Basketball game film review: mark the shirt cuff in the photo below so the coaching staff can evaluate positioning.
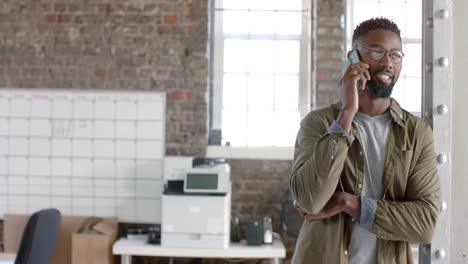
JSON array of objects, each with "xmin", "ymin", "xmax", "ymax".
[
  {"xmin": 359, "ymin": 195, "xmax": 377, "ymax": 230},
  {"xmin": 329, "ymin": 121, "xmax": 355, "ymax": 142}
]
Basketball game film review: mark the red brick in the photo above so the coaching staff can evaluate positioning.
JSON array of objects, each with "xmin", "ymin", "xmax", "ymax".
[
  {"xmin": 6, "ymin": 68, "xmax": 21, "ymax": 78},
  {"xmin": 94, "ymin": 68, "xmax": 106, "ymax": 79},
  {"xmin": 169, "ymin": 90, "xmax": 193, "ymax": 102},
  {"xmin": 140, "ymin": 25, "xmax": 154, "ymax": 35},
  {"xmin": 199, "ymin": 0, "xmax": 208, "ymax": 9},
  {"xmin": 68, "ymin": 3, "xmax": 80, "ymax": 12},
  {"xmin": 157, "ymin": 25, "xmax": 171, "ymax": 35},
  {"xmin": 136, "ymin": 16, "xmax": 151, "ymax": 24},
  {"xmin": 244, "ymin": 181, "xmax": 260, "ymax": 191},
  {"xmin": 97, "ymin": 4, "xmax": 111, "ymax": 15},
  {"xmin": 45, "ymin": 14, "xmax": 58, "ymax": 23},
  {"xmin": 58, "ymin": 15, "xmax": 71, "ymax": 23},
  {"xmin": 163, "ymin": 14, "xmax": 179, "ymax": 25},
  {"xmin": 0, "ymin": 57, "xmax": 12, "ymax": 67},
  {"xmin": 186, "ymin": 24, "xmax": 192, "ymax": 35},
  {"xmin": 45, "ymin": 14, "xmax": 71, "ymax": 24},
  {"xmin": 185, "ymin": 3, "xmax": 193, "ymax": 17},
  {"xmin": 54, "ymin": 3, "xmax": 67, "ymax": 12},
  {"xmin": 316, "ymin": 70, "xmax": 329, "ymax": 81}
]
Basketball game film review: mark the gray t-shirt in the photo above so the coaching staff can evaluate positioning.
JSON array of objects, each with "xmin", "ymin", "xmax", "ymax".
[{"xmin": 348, "ymin": 111, "xmax": 393, "ymax": 264}]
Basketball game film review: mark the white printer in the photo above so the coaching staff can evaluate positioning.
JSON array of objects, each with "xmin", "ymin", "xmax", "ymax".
[{"xmin": 161, "ymin": 158, "xmax": 231, "ymax": 249}]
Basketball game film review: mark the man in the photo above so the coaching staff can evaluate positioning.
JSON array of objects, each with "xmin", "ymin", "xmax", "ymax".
[{"xmin": 289, "ymin": 18, "xmax": 441, "ymax": 264}]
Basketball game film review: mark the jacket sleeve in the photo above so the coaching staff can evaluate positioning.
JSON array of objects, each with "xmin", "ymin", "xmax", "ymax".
[
  {"xmin": 371, "ymin": 124, "xmax": 441, "ymax": 243},
  {"xmin": 289, "ymin": 114, "xmax": 354, "ymax": 215}
]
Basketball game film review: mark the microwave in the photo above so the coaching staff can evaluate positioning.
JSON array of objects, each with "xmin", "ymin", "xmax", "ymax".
[{"xmin": 183, "ymin": 163, "xmax": 231, "ymax": 194}]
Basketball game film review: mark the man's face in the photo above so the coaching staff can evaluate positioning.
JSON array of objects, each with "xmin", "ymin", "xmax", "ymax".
[{"xmin": 356, "ymin": 29, "xmax": 403, "ymax": 98}]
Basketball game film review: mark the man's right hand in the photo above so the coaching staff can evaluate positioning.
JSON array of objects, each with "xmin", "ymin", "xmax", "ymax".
[{"xmin": 337, "ymin": 62, "xmax": 370, "ymax": 132}]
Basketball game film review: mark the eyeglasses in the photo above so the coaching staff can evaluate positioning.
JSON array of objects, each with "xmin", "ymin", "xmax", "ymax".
[{"xmin": 359, "ymin": 46, "xmax": 405, "ymax": 64}]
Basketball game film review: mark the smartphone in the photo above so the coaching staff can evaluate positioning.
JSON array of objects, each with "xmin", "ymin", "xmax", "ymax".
[{"xmin": 342, "ymin": 49, "xmax": 365, "ymax": 91}]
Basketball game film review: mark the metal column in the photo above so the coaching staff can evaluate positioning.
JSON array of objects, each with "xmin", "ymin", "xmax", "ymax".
[{"xmin": 421, "ymin": 0, "xmax": 453, "ymax": 263}]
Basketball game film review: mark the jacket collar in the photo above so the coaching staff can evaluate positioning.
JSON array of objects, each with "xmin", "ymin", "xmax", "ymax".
[
  {"xmin": 331, "ymin": 98, "xmax": 406, "ymax": 128},
  {"xmin": 388, "ymin": 98, "xmax": 406, "ymax": 128}
]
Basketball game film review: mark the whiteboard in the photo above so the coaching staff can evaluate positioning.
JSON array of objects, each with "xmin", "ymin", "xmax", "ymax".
[{"xmin": 0, "ymin": 89, "xmax": 165, "ymax": 223}]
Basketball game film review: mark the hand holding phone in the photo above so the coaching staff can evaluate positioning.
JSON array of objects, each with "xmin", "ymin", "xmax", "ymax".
[
  {"xmin": 342, "ymin": 49, "xmax": 368, "ymax": 92},
  {"xmin": 337, "ymin": 50, "xmax": 371, "ymax": 131}
]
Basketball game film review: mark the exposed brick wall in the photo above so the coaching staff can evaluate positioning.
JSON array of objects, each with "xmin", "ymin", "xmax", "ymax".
[
  {"xmin": 230, "ymin": 159, "xmax": 291, "ymax": 230},
  {"xmin": 0, "ymin": 0, "xmax": 344, "ymax": 263},
  {"xmin": 0, "ymin": 0, "xmax": 208, "ymax": 156},
  {"xmin": 229, "ymin": 159, "xmax": 297, "ymax": 263},
  {"xmin": 315, "ymin": 0, "xmax": 345, "ymax": 108}
]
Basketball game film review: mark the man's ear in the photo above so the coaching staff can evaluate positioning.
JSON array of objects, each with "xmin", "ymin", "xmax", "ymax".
[{"xmin": 346, "ymin": 50, "xmax": 353, "ymax": 59}]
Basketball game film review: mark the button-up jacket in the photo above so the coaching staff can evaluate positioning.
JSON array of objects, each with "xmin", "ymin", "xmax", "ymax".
[{"xmin": 290, "ymin": 99, "xmax": 441, "ymax": 264}]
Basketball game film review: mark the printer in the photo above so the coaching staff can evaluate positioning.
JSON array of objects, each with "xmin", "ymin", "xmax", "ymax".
[{"xmin": 161, "ymin": 158, "xmax": 231, "ymax": 249}]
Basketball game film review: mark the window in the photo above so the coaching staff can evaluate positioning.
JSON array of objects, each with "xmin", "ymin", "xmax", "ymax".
[
  {"xmin": 345, "ymin": 0, "xmax": 422, "ymax": 115},
  {"xmin": 210, "ymin": 0, "xmax": 311, "ymax": 150}
]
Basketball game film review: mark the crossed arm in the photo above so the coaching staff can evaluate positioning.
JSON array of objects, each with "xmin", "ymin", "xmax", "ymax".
[
  {"xmin": 293, "ymin": 192, "xmax": 360, "ymax": 222},
  {"xmin": 290, "ymin": 117, "xmax": 440, "ymax": 243}
]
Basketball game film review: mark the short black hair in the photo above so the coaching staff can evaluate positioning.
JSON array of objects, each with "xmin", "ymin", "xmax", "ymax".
[{"xmin": 352, "ymin": 17, "xmax": 401, "ymax": 47}]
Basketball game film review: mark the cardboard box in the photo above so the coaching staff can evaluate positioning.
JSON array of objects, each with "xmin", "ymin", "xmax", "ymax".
[
  {"xmin": 71, "ymin": 218, "xmax": 118, "ymax": 264},
  {"xmin": 4, "ymin": 214, "xmax": 117, "ymax": 264}
]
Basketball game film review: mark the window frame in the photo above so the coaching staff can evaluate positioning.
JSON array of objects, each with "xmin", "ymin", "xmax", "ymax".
[{"xmin": 208, "ymin": 0, "xmax": 312, "ymax": 160}]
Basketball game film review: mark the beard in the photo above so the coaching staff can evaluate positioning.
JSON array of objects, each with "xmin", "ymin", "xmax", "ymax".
[{"xmin": 365, "ymin": 70, "xmax": 397, "ymax": 98}]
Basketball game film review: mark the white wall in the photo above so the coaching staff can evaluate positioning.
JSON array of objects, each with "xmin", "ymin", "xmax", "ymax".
[{"xmin": 451, "ymin": 0, "xmax": 468, "ymax": 261}]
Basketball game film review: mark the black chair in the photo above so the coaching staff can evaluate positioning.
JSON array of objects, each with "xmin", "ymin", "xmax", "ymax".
[{"xmin": 14, "ymin": 208, "xmax": 61, "ymax": 264}]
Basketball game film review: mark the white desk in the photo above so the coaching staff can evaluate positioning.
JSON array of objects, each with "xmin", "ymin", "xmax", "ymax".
[{"xmin": 113, "ymin": 238, "xmax": 286, "ymax": 264}]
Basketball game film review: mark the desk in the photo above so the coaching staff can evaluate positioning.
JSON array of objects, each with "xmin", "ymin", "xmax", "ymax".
[
  {"xmin": 113, "ymin": 238, "xmax": 286, "ymax": 264},
  {"xmin": 0, "ymin": 253, "xmax": 15, "ymax": 264}
]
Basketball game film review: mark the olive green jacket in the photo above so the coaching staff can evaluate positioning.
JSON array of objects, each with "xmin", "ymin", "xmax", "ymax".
[{"xmin": 290, "ymin": 99, "xmax": 441, "ymax": 264}]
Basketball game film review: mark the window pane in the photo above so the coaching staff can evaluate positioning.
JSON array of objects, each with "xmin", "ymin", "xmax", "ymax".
[
  {"xmin": 224, "ymin": 39, "xmax": 248, "ymax": 73},
  {"xmin": 246, "ymin": 111, "xmax": 273, "ymax": 146},
  {"xmin": 392, "ymin": 78, "xmax": 406, "ymax": 107},
  {"xmin": 404, "ymin": 43, "xmax": 421, "ymax": 77},
  {"xmin": 404, "ymin": 77, "xmax": 421, "ymax": 113},
  {"xmin": 380, "ymin": 3, "xmax": 406, "ymax": 37},
  {"xmin": 249, "ymin": 11, "xmax": 276, "ymax": 34},
  {"xmin": 223, "ymin": 11, "xmax": 250, "ymax": 34},
  {"xmin": 271, "ymin": 111, "xmax": 300, "ymax": 146},
  {"xmin": 248, "ymin": 40, "xmax": 275, "ymax": 73},
  {"xmin": 406, "ymin": 2, "xmax": 422, "ymax": 39},
  {"xmin": 223, "ymin": 0, "xmax": 250, "ymax": 10},
  {"xmin": 247, "ymin": 74, "xmax": 274, "ymax": 110},
  {"xmin": 249, "ymin": 0, "xmax": 277, "ymax": 11},
  {"xmin": 224, "ymin": 0, "xmax": 302, "ymax": 11},
  {"xmin": 222, "ymin": 110, "xmax": 247, "ymax": 146},
  {"xmin": 223, "ymin": 74, "xmax": 247, "ymax": 109},
  {"xmin": 275, "ymin": 12, "xmax": 302, "ymax": 35},
  {"xmin": 213, "ymin": 0, "xmax": 309, "ymax": 147},
  {"xmin": 353, "ymin": 1, "xmax": 379, "ymax": 26},
  {"xmin": 378, "ymin": 0, "xmax": 405, "ymax": 3},
  {"xmin": 276, "ymin": 0, "xmax": 302, "ymax": 11},
  {"xmin": 275, "ymin": 40, "xmax": 300, "ymax": 74},
  {"xmin": 274, "ymin": 75, "xmax": 299, "ymax": 111}
]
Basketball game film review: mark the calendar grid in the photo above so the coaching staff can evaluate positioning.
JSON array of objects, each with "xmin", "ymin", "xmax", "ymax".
[{"xmin": 0, "ymin": 89, "xmax": 165, "ymax": 223}]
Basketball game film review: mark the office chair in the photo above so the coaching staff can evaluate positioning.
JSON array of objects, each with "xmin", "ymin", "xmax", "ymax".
[{"xmin": 14, "ymin": 208, "xmax": 61, "ymax": 264}]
